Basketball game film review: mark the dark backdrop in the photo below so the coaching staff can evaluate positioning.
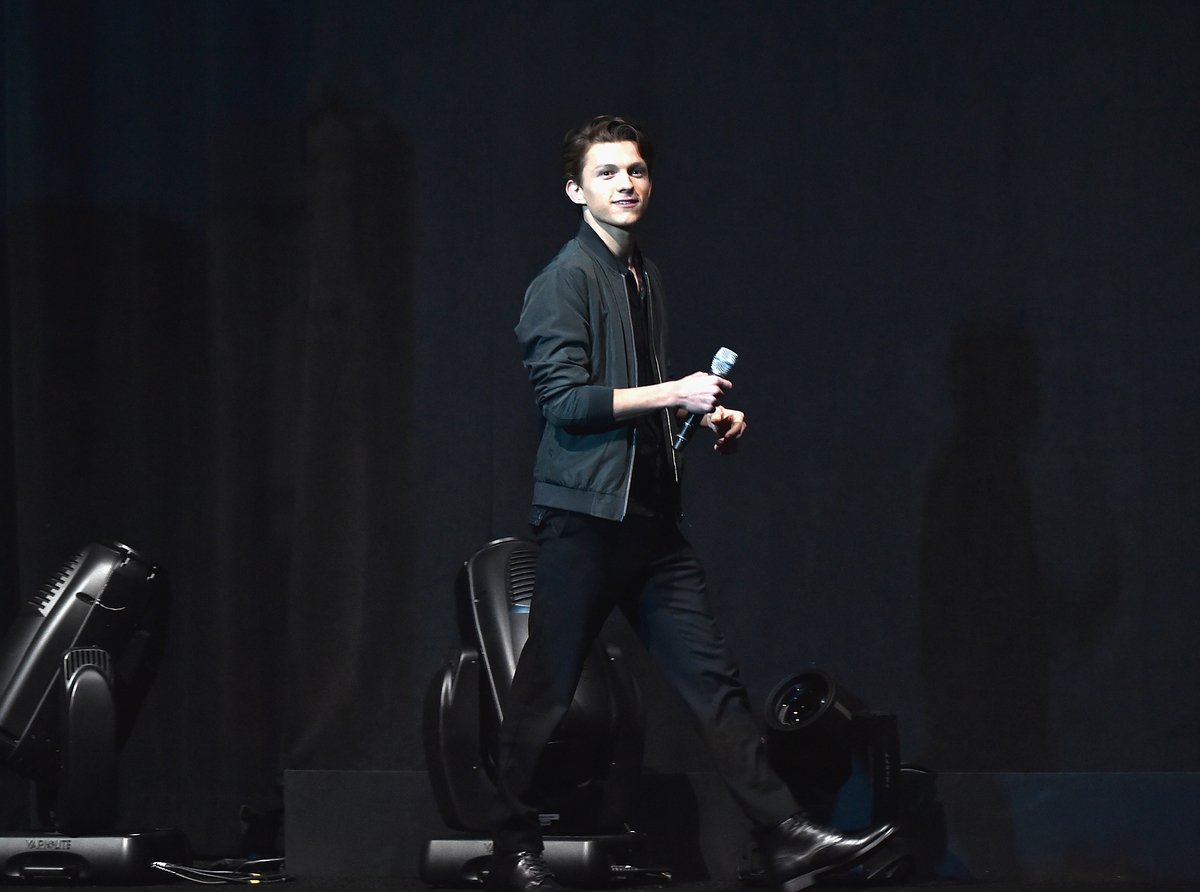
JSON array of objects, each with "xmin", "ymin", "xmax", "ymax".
[{"xmin": 2, "ymin": 0, "xmax": 1197, "ymax": 857}]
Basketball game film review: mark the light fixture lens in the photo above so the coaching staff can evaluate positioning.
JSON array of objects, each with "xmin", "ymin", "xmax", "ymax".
[{"xmin": 774, "ymin": 675, "xmax": 831, "ymax": 727}]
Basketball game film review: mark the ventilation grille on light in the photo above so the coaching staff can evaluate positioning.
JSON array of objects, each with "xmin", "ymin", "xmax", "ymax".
[
  {"xmin": 30, "ymin": 550, "xmax": 86, "ymax": 614},
  {"xmin": 506, "ymin": 547, "xmax": 537, "ymax": 612},
  {"xmin": 62, "ymin": 648, "xmax": 113, "ymax": 684}
]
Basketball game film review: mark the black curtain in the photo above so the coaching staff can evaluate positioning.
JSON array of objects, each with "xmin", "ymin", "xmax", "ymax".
[{"xmin": 3, "ymin": 0, "xmax": 1197, "ymax": 856}]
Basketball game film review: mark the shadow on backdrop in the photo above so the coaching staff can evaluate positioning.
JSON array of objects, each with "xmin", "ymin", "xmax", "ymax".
[
  {"xmin": 918, "ymin": 314, "xmax": 1121, "ymax": 776},
  {"xmin": 918, "ymin": 318, "xmax": 1049, "ymax": 772}
]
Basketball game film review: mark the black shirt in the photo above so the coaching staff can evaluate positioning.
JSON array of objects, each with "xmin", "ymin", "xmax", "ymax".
[{"xmin": 624, "ymin": 251, "xmax": 678, "ymax": 519}]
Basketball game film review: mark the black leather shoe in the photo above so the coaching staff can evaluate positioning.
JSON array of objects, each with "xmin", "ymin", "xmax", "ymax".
[
  {"xmin": 485, "ymin": 850, "xmax": 563, "ymax": 892},
  {"xmin": 759, "ymin": 815, "xmax": 896, "ymax": 892}
]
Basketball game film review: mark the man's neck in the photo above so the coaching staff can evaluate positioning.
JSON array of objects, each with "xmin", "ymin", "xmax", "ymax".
[{"xmin": 582, "ymin": 210, "xmax": 635, "ymax": 262}]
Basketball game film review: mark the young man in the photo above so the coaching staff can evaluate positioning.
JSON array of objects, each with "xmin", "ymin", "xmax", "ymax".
[{"xmin": 488, "ymin": 115, "xmax": 894, "ymax": 892}]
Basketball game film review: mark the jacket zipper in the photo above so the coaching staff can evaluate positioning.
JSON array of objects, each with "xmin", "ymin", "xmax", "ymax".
[
  {"xmin": 618, "ymin": 269, "xmax": 637, "ymax": 520},
  {"xmin": 645, "ymin": 271, "xmax": 680, "ymax": 486}
]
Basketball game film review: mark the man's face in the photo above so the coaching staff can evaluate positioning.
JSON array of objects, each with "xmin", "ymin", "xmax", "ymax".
[{"xmin": 565, "ymin": 140, "xmax": 652, "ymax": 231}]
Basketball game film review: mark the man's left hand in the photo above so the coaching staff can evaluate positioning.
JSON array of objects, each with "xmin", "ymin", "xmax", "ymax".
[{"xmin": 706, "ymin": 406, "xmax": 746, "ymax": 454}]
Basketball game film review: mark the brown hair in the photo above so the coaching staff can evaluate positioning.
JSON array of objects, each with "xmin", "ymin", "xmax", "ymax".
[{"xmin": 561, "ymin": 114, "xmax": 654, "ymax": 184}]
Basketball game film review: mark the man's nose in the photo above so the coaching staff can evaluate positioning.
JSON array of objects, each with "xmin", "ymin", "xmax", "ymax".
[{"xmin": 615, "ymin": 170, "xmax": 633, "ymax": 189}]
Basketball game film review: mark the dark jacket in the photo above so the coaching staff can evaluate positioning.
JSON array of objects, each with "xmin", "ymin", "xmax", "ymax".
[{"xmin": 515, "ymin": 221, "xmax": 679, "ymax": 521}]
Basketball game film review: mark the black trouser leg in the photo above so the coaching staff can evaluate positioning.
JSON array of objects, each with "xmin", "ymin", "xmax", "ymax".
[
  {"xmin": 491, "ymin": 511, "xmax": 797, "ymax": 853},
  {"xmin": 490, "ymin": 510, "xmax": 619, "ymax": 853},
  {"xmin": 624, "ymin": 521, "xmax": 798, "ymax": 830}
]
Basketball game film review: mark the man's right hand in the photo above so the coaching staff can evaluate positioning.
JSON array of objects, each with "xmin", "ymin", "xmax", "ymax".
[{"xmin": 674, "ymin": 370, "xmax": 731, "ymax": 415}]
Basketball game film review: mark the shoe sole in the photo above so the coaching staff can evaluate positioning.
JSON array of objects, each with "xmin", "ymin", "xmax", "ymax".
[{"xmin": 777, "ymin": 827, "xmax": 896, "ymax": 892}]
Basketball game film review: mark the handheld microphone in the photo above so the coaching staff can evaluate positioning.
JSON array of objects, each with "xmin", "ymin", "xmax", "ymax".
[{"xmin": 671, "ymin": 347, "xmax": 738, "ymax": 451}]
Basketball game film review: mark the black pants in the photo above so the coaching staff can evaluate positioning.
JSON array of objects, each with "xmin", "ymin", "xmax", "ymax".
[{"xmin": 491, "ymin": 508, "xmax": 797, "ymax": 853}]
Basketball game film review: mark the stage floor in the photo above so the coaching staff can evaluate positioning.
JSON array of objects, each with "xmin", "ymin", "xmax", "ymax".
[{"xmin": 4, "ymin": 880, "xmax": 1196, "ymax": 891}]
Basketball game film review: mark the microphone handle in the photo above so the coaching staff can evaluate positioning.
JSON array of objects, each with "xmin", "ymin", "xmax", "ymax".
[
  {"xmin": 671, "ymin": 347, "xmax": 737, "ymax": 452},
  {"xmin": 672, "ymin": 412, "xmax": 704, "ymax": 451}
]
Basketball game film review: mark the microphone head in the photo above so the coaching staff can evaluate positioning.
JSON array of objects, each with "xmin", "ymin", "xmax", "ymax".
[{"xmin": 710, "ymin": 347, "xmax": 738, "ymax": 377}]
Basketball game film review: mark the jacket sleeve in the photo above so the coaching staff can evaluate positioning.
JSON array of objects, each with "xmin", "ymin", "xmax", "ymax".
[{"xmin": 515, "ymin": 264, "xmax": 617, "ymax": 433}]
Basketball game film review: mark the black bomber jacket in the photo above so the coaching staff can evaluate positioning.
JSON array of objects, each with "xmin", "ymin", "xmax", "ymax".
[{"xmin": 514, "ymin": 221, "xmax": 680, "ymax": 521}]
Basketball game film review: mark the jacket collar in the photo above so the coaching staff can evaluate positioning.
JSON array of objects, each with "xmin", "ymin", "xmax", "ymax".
[{"xmin": 576, "ymin": 219, "xmax": 641, "ymax": 277}]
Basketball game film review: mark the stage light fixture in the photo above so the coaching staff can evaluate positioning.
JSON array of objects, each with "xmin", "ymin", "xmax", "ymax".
[
  {"xmin": 421, "ymin": 537, "xmax": 648, "ymax": 886},
  {"xmin": 761, "ymin": 669, "xmax": 911, "ymax": 882},
  {"xmin": 0, "ymin": 541, "xmax": 189, "ymax": 881},
  {"xmin": 764, "ymin": 670, "xmax": 898, "ymax": 824},
  {"xmin": 766, "ymin": 669, "xmax": 864, "ymax": 743}
]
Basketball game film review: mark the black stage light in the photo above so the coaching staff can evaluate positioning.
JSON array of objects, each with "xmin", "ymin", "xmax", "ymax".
[
  {"xmin": 0, "ymin": 542, "xmax": 189, "ymax": 882},
  {"xmin": 762, "ymin": 669, "xmax": 911, "ymax": 882},
  {"xmin": 765, "ymin": 670, "xmax": 872, "ymax": 823},
  {"xmin": 767, "ymin": 669, "xmax": 863, "ymax": 743},
  {"xmin": 421, "ymin": 538, "xmax": 648, "ymax": 886},
  {"xmin": 764, "ymin": 669, "xmax": 897, "ymax": 818}
]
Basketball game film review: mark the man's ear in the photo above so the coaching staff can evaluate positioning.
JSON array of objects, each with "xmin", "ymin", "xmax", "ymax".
[{"xmin": 565, "ymin": 179, "xmax": 586, "ymax": 205}]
